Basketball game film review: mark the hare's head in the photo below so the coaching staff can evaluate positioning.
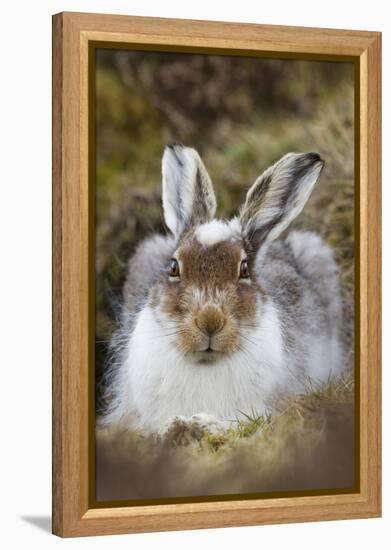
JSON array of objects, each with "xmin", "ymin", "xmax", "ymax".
[{"xmin": 150, "ymin": 144, "xmax": 324, "ymax": 364}]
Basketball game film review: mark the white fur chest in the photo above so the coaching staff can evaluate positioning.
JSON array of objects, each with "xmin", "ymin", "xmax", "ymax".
[{"xmin": 118, "ymin": 302, "xmax": 288, "ymax": 433}]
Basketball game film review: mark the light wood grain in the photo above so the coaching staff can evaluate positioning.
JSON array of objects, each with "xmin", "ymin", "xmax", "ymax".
[
  {"xmin": 52, "ymin": 12, "xmax": 63, "ymax": 537},
  {"xmin": 364, "ymin": 33, "xmax": 382, "ymax": 513},
  {"xmin": 67, "ymin": 11, "xmax": 379, "ymax": 56},
  {"xmin": 52, "ymin": 11, "xmax": 382, "ymax": 537}
]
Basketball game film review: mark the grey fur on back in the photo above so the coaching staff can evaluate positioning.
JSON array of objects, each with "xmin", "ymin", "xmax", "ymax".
[
  {"xmin": 259, "ymin": 230, "xmax": 342, "ymax": 381},
  {"xmin": 122, "ymin": 234, "xmax": 176, "ymax": 327}
]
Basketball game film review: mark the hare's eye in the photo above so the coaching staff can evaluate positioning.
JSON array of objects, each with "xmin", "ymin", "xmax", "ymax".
[
  {"xmin": 239, "ymin": 259, "xmax": 250, "ymax": 279},
  {"xmin": 169, "ymin": 259, "xmax": 180, "ymax": 278}
]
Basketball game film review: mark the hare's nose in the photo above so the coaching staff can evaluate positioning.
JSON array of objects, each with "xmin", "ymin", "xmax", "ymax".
[{"xmin": 195, "ymin": 306, "xmax": 225, "ymax": 336}]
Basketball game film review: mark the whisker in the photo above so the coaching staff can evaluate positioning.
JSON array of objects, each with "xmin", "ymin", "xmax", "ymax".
[{"xmin": 240, "ymin": 333, "xmax": 259, "ymax": 347}]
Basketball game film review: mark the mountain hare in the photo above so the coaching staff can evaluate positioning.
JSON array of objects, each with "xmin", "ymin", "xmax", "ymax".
[{"xmin": 102, "ymin": 144, "xmax": 342, "ymax": 435}]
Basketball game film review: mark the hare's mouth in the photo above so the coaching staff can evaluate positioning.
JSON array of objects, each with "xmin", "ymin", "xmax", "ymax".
[{"xmin": 192, "ymin": 347, "xmax": 224, "ymax": 365}]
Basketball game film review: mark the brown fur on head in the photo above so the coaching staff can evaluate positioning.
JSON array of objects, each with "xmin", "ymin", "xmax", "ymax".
[
  {"xmin": 153, "ymin": 233, "xmax": 260, "ymax": 362},
  {"xmin": 156, "ymin": 144, "xmax": 324, "ymax": 363}
]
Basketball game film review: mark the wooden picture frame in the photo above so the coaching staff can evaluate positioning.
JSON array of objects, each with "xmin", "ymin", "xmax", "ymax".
[{"xmin": 52, "ymin": 11, "xmax": 381, "ymax": 537}]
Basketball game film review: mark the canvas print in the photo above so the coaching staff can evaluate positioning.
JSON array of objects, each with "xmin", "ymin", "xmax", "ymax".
[{"xmin": 94, "ymin": 49, "xmax": 356, "ymax": 503}]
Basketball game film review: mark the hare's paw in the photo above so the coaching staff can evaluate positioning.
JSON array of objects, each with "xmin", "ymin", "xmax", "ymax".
[
  {"xmin": 159, "ymin": 415, "xmax": 204, "ymax": 446},
  {"xmin": 159, "ymin": 414, "xmax": 231, "ymax": 446},
  {"xmin": 189, "ymin": 413, "xmax": 232, "ymax": 434}
]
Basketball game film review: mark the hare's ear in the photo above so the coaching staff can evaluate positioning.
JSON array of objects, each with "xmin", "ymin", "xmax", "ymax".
[
  {"xmin": 239, "ymin": 152, "xmax": 324, "ymax": 247},
  {"xmin": 162, "ymin": 144, "xmax": 217, "ymax": 238}
]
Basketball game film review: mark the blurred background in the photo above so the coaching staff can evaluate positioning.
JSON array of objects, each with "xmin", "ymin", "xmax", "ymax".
[{"xmin": 95, "ymin": 49, "xmax": 355, "ymax": 404}]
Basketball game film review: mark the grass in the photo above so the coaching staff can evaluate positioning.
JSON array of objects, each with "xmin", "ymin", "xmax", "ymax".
[{"xmin": 184, "ymin": 371, "xmax": 354, "ymax": 452}]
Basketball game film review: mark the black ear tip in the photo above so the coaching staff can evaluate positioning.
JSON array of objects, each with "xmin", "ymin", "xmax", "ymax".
[
  {"xmin": 166, "ymin": 142, "xmax": 184, "ymax": 150},
  {"xmin": 307, "ymin": 152, "xmax": 324, "ymax": 164}
]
